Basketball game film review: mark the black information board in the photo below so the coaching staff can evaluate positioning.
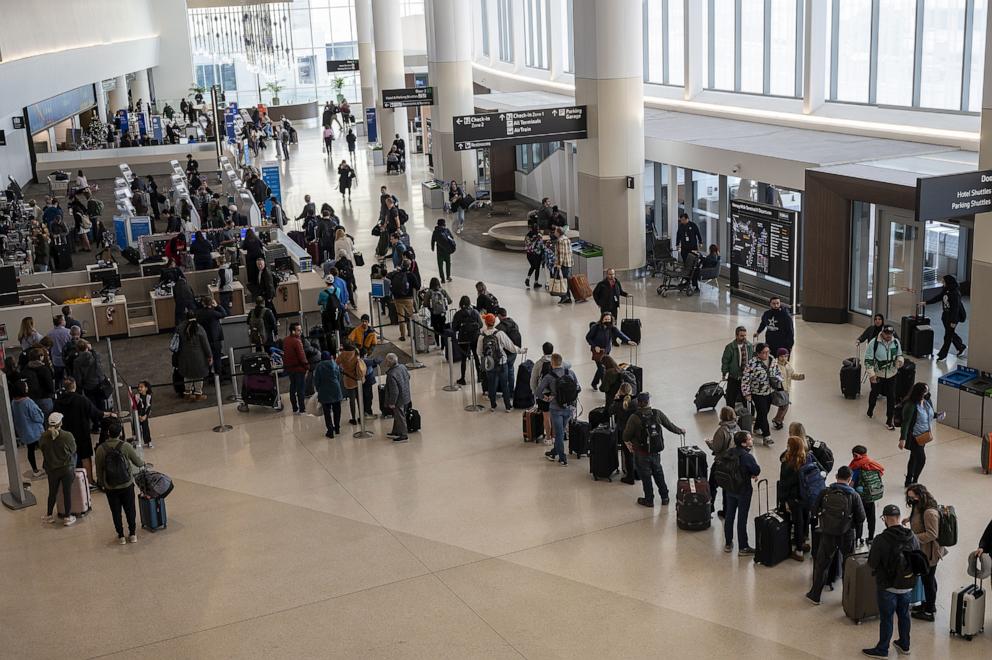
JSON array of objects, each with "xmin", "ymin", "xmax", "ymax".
[
  {"xmin": 452, "ymin": 106, "xmax": 588, "ymax": 151},
  {"xmin": 381, "ymin": 87, "xmax": 434, "ymax": 108},
  {"xmin": 916, "ymin": 170, "xmax": 992, "ymax": 222},
  {"xmin": 326, "ymin": 59, "xmax": 359, "ymax": 73},
  {"xmin": 729, "ymin": 199, "xmax": 796, "ymax": 283}
]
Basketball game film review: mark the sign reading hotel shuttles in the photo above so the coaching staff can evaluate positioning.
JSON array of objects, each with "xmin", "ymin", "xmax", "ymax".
[
  {"xmin": 381, "ymin": 87, "xmax": 434, "ymax": 108},
  {"xmin": 326, "ymin": 59, "xmax": 359, "ymax": 73},
  {"xmin": 916, "ymin": 170, "xmax": 992, "ymax": 222},
  {"xmin": 452, "ymin": 106, "xmax": 588, "ymax": 151}
]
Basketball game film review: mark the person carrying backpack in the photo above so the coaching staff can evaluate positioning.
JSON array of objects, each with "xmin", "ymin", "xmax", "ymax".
[
  {"xmin": 805, "ymin": 466, "xmax": 866, "ymax": 605},
  {"xmin": 247, "ymin": 297, "xmax": 277, "ymax": 350},
  {"xmin": 452, "ymin": 296, "xmax": 483, "ymax": 386},
  {"xmin": 715, "ymin": 431, "xmax": 761, "ymax": 555},
  {"xmin": 850, "ymin": 445, "xmax": 885, "ymax": 546},
  {"xmin": 430, "ymin": 218, "xmax": 456, "ymax": 282},
  {"xmin": 95, "ymin": 421, "xmax": 145, "ymax": 544},
  {"xmin": 426, "ymin": 278, "xmax": 452, "ymax": 348},
  {"xmin": 476, "ymin": 314, "xmax": 527, "ymax": 412},
  {"xmin": 388, "ymin": 261, "xmax": 416, "ymax": 343},
  {"xmin": 530, "ymin": 342, "xmax": 556, "ymax": 442},
  {"xmin": 779, "ymin": 435, "xmax": 818, "ymax": 562},
  {"xmin": 496, "ymin": 308, "xmax": 523, "ymax": 395},
  {"xmin": 534, "ymin": 353, "xmax": 580, "ymax": 466},
  {"xmin": 862, "ymin": 504, "xmax": 923, "ymax": 658},
  {"xmin": 903, "ymin": 484, "xmax": 948, "ymax": 622},
  {"xmin": 622, "ymin": 392, "xmax": 685, "ymax": 508},
  {"xmin": 586, "ymin": 312, "xmax": 635, "ymax": 391}
]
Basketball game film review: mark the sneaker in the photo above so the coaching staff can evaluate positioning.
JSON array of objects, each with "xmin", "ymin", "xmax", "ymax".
[
  {"xmin": 42, "ymin": 514, "xmax": 55, "ymax": 524},
  {"xmin": 893, "ymin": 641, "xmax": 910, "ymax": 655},
  {"xmin": 866, "ymin": 410, "xmax": 874, "ymax": 418},
  {"xmin": 660, "ymin": 498, "xmax": 670, "ymax": 506},
  {"xmin": 63, "ymin": 515, "xmax": 77, "ymax": 527},
  {"xmin": 456, "ymin": 379, "xmax": 466, "ymax": 386},
  {"xmin": 392, "ymin": 436, "xmax": 409, "ymax": 443},
  {"xmin": 910, "ymin": 611, "xmax": 934, "ymax": 622},
  {"xmin": 386, "ymin": 433, "xmax": 402, "ymax": 439},
  {"xmin": 505, "ymin": 406, "xmax": 512, "ymax": 413},
  {"xmin": 886, "ymin": 423, "xmax": 896, "ymax": 431},
  {"xmin": 447, "ymin": 278, "xmax": 453, "ymax": 283},
  {"xmin": 534, "ymin": 282, "xmax": 542, "ymax": 289},
  {"xmin": 738, "ymin": 547, "xmax": 755, "ymax": 556},
  {"xmin": 545, "ymin": 451, "xmax": 556, "ymax": 461},
  {"xmin": 558, "ymin": 460, "xmax": 567, "ymax": 467},
  {"xmin": 772, "ymin": 421, "xmax": 784, "ymax": 430},
  {"xmin": 620, "ymin": 477, "xmax": 636, "ymax": 485},
  {"xmin": 118, "ymin": 536, "xmax": 127, "ymax": 545},
  {"xmin": 637, "ymin": 497, "xmax": 654, "ymax": 508},
  {"xmin": 325, "ymin": 432, "xmax": 335, "ymax": 439},
  {"xmin": 31, "ymin": 469, "xmax": 46, "ymax": 479},
  {"xmin": 723, "ymin": 544, "xmax": 733, "ymax": 553},
  {"xmin": 348, "ymin": 418, "xmax": 358, "ymax": 425},
  {"xmin": 804, "ymin": 592, "xmax": 820, "ymax": 605},
  {"xmin": 763, "ymin": 438, "xmax": 775, "ymax": 446},
  {"xmin": 861, "ymin": 648, "xmax": 888, "ymax": 658},
  {"xmin": 128, "ymin": 535, "xmax": 138, "ymax": 543},
  {"xmin": 144, "ymin": 442, "xmax": 154, "ymax": 449},
  {"xmin": 791, "ymin": 551, "xmax": 805, "ymax": 562},
  {"xmin": 957, "ymin": 345, "xmax": 967, "ymax": 357},
  {"xmin": 524, "ymin": 278, "xmax": 530, "ymax": 287}
]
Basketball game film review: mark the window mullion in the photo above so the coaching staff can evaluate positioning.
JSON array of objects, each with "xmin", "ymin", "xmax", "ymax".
[
  {"xmin": 868, "ymin": 0, "xmax": 879, "ymax": 105},
  {"xmin": 734, "ymin": 0, "xmax": 743, "ymax": 91},
  {"xmin": 829, "ymin": 0, "xmax": 839, "ymax": 99},
  {"xmin": 795, "ymin": 0, "xmax": 804, "ymax": 97},
  {"xmin": 763, "ymin": 0, "xmax": 772, "ymax": 95},
  {"xmin": 708, "ymin": 0, "xmax": 716, "ymax": 88},
  {"xmin": 662, "ymin": 0, "xmax": 671, "ymax": 85},
  {"xmin": 961, "ymin": 0, "xmax": 975, "ymax": 111},
  {"xmin": 911, "ymin": 0, "xmax": 924, "ymax": 107}
]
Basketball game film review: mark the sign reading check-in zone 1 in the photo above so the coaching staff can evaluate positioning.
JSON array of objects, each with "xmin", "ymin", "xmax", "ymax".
[
  {"xmin": 452, "ymin": 106, "xmax": 588, "ymax": 151},
  {"xmin": 916, "ymin": 169, "xmax": 992, "ymax": 222}
]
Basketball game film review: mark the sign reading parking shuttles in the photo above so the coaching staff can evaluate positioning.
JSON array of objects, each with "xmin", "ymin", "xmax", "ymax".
[
  {"xmin": 916, "ymin": 170, "xmax": 992, "ymax": 222},
  {"xmin": 381, "ymin": 87, "xmax": 434, "ymax": 108},
  {"xmin": 452, "ymin": 106, "xmax": 588, "ymax": 151}
]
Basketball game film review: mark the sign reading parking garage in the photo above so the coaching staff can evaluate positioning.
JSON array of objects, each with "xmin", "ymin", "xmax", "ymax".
[
  {"xmin": 452, "ymin": 106, "xmax": 588, "ymax": 151},
  {"xmin": 916, "ymin": 170, "xmax": 992, "ymax": 222},
  {"xmin": 381, "ymin": 87, "xmax": 434, "ymax": 108},
  {"xmin": 326, "ymin": 59, "xmax": 359, "ymax": 73},
  {"xmin": 730, "ymin": 200, "xmax": 796, "ymax": 283}
]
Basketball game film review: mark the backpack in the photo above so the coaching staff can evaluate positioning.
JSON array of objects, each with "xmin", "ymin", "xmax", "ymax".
[
  {"xmin": 389, "ymin": 270, "xmax": 411, "ymax": 298},
  {"xmin": 807, "ymin": 437, "xmax": 834, "ymax": 471},
  {"xmin": 889, "ymin": 540, "xmax": 930, "ymax": 590},
  {"xmin": 798, "ymin": 459, "xmax": 826, "ymax": 509},
  {"xmin": 397, "ymin": 208, "xmax": 409, "ymax": 224},
  {"xmin": 440, "ymin": 229, "xmax": 457, "ymax": 253},
  {"xmin": 857, "ymin": 469, "xmax": 884, "ymax": 503},
  {"xmin": 103, "ymin": 441, "xmax": 131, "ymax": 487},
  {"xmin": 936, "ymin": 504, "xmax": 958, "ymax": 547},
  {"xmin": 168, "ymin": 332, "xmax": 181, "ymax": 353},
  {"xmin": 619, "ymin": 368, "xmax": 638, "ymax": 395},
  {"xmin": 429, "ymin": 289, "xmax": 448, "ymax": 315},
  {"xmin": 87, "ymin": 198, "xmax": 105, "ymax": 217},
  {"xmin": 712, "ymin": 451, "xmax": 748, "ymax": 493},
  {"xmin": 555, "ymin": 371, "xmax": 579, "ymax": 407},
  {"xmin": 321, "ymin": 286, "xmax": 341, "ymax": 312},
  {"xmin": 458, "ymin": 310, "xmax": 482, "ymax": 341},
  {"xmin": 637, "ymin": 411, "xmax": 664, "ymax": 454},
  {"xmin": 499, "ymin": 318, "xmax": 522, "ymax": 348},
  {"xmin": 481, "ymin": 332, "xmax": 502, "ymax": 372},
  {"xmin": 248, "ymin": 311, "xmax": 266, "ymax": 346},
  {"xmin": 817, "ymin": 487, "xmax": 853, "ymax": 535},
  {"xmin": 540, "ymin": 360, "xmax": 552, "ymax": 378}
]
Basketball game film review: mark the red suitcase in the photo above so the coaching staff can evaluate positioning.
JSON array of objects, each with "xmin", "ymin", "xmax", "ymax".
[{"xmin": 568, "ymin": 274, "xmax": 592, "ymax": 302}]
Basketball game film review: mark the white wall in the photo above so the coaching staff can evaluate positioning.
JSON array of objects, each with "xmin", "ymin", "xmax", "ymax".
[
  {"xmin": 149, "ymin": 0, "xmax": 194, "ymax": 102},
  {"xmin": 515, "ymin": 148, "xmax": 567, "ymax": 209}
]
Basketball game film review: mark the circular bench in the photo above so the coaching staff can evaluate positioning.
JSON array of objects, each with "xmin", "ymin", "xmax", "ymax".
[{"xmin": 484, "ymin": 221, "xmax": 530, "ymax": 251}]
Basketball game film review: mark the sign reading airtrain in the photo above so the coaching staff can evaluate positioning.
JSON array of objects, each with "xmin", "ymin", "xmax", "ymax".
[{"xmin": 452, "ymin": 106, "xmax": 588, "ymax": 151}]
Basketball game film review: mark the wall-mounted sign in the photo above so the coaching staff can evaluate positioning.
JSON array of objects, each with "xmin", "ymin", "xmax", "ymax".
[
  {"xmin": 916, "ymin": 170, "xmax": 992, "ymax": 222},
  {"xmin": 326, "ymin": 59, "xmax": 359, "ymax": 73},
  {"xmin": 452, "ymin": 106, "xmax": 588, "ymax": 151},
  {"xmin": 25, "ymin": 84, "xmax": 97, "ymax": 132},
  {"xmin": 381, "ymin": 87, "xmax": 434, "ymax": 108},
  {"xmin": 0, "ymin": 130, "xmax": 6, "ymax": 146},
  {"xmin": 729, "ymin": 199, "xmax": 796, "ymax": 284},
  {"xmin": 11, "ymin": 117, "xmax": 23, "ymax": 130}
]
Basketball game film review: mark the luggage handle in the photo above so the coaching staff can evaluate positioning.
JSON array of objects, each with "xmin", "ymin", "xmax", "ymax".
[
  {"xmin": 756, "ymin": 478, "xmax": 770, "ymax": 515},
  {"xmin": 624, "ymin": 294, "xmax": 634, "ymax": 321},
  {"xmin": 679, "ymin": 432, "xmax": 686, "ymax": 448},
  {"xmin": 628, "ymin": 344, "xmax": 638, "ymax": 367}
]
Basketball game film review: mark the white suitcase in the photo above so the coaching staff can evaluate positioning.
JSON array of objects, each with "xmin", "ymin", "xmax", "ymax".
[{"xmin": 950, "ymin": 578, "xmax": 986, "ymax": 641}]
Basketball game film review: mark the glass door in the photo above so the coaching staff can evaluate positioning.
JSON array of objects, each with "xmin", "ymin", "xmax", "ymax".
[{"xmin": 877, "ymin": 207, "xmax": 924, "ymax": 322}]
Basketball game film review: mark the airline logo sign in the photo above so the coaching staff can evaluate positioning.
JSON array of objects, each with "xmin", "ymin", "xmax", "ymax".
[{"xmin": 453, "ymin": 106, "xmax": 588, "ymax": 151}]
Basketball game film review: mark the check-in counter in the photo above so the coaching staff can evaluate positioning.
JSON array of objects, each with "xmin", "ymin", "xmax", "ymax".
[
  {"xmin": 272, "ymin": 276, "xmax": 301, "ymax": 316},
  {"xmin": 92, "ymin": 295, "xmax": 129, "ymax": 340},
  {"xmin": 150, "ymin": 290, "xmax": 176, "ymax": 331},
  {"xmin": 209, "ymin": 282, "xmax": 246, "ymax": 315}
]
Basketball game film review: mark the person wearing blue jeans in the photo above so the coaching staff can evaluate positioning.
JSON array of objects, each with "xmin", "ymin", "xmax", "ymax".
[
  {"xmin": 476, "ymin": 314, "xmax": 527, "ymax": 412},
  {"xmin": 534, "ymin": 353, "xmax": 579, "ymax": 466},
  {"xmin": 721, "ymin": 431, "xmax": 761, "ymax": 555},
  {"xmin": 863, "ymin": 503, "xmax": 917, "ymax": 658},
  {"xmin": 484, "ymin": 365, "xmax": 511, "ymax": 410}
]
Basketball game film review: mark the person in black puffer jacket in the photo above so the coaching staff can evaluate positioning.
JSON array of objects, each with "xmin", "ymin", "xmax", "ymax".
[{"xmin": 927, "ymin": 274, "xmax": 966, "ymax": 360}]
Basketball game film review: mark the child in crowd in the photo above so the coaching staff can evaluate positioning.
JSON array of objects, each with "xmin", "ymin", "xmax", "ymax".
[
  {"xmin": 771, "ymin": 348, "xmax": 804, "ymax": 430},
  {"xmin": 136, "ymin": 381, "xmax": 153, "ymax": 449},
  {"xmin": 849, "ymin": 445, "xmax": 885, "ymax": 546}
]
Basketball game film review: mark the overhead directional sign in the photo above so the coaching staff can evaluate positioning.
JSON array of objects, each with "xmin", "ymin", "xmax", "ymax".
[
  {"xmin": 452, "ymin": 106, "xmax": 588, "ymax": 151},
  {"xmin": 381, "ymin": 87, "xmax": 434, "ymax": 108},
  {"xmin": 326, "ymin": 59, "xmax": 360, "ymax": 73},
  {"xmin": 916, "ymin": 170, "xmax": 992, "ymax": 222}
]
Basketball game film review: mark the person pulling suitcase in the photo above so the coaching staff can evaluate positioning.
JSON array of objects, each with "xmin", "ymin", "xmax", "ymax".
[
  {"xmin": 622, "ymin": 392, "xmax": 685, "ymax": 507},
  {"xmin": 805, "ymin": 466, "xmax": 866, "ymax": 605}
]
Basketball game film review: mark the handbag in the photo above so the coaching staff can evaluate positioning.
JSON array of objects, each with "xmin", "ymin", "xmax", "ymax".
[
  {"xmin": 305, "ymin": 394, "xmax": 323, "ymax": 416},
  {"xmin": 371, "ymin": 224, "xmax": 382, "ymax": 237},
  {"xmin": 353, "ymin": 251, "xmax": 365, "ymax": 267},
  {"xmin": 548, "ymin": 272, "xmax": 567, "ymax": 296},
  {"xmin": 98, "ymin": 377, "xmax": 114, "ymax": 400},
  {"xmin": 770, "ymin": 389, "xmax": 790, "ymax": 408},
  {"xmin": 915, "ymin": 430, "xmax": 933, "ymax": 446}
]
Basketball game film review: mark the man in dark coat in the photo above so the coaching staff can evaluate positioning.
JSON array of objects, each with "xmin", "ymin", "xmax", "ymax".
[{"xmin": 593, "ymin": 268, "xmax": 630, "ymax": 319}]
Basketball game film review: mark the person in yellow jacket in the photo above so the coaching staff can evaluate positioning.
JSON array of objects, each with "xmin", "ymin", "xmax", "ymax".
[{"xmin": 347, "ymin": 314, "xmax": 378, "ymax": 356}]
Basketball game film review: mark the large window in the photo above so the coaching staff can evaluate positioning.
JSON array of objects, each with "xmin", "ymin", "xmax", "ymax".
[
  {"xmin": 497, "ymin": 0, "xmax": 514, "ymax": 63},
  {"xmin": 196, "ymin": 64, "xmax": 237, "ymax": 92},
  {"xmin": 829, "ymin": 0, "xmax": 987, "ymax": 112},
  {"xmin": 706, "ymin": 0, "xmax": 803, "ymax": 97},
  {"xmin": 524, "ymin": 0, "xmax": 550, "ymax": 69},
  {"xmin": 644, "ymin": 0, "xmax": 685, "ymax": 86}
]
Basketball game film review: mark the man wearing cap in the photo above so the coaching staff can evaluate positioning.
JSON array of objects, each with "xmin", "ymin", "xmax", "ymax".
[
  {"xmin": 39, "ymin": 412, "xmax": 78, "ymax": 526},
  {"xmin": 805, "ymin": 466, "xmax": 866, "ymax": 605},
  {"xmin": 622, "ymin": 392, "xmax": 685, "ymax": 507},
  {"xmin": 863, "ymin": 504, "xmax": 920, "ymax": 657},
  {"xmin": 864, "ymin": 324, "xmax": 904, "ymax": 431}
]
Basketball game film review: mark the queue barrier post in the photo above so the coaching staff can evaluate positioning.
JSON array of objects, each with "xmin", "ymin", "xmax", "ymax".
[
  {"xmin": 465, "ymin": 357, "xmax": 484, "ymax": 412},
  {"xmin": 443, "ymin": 334, "xmax": 460, "ymax": 392},
  {"xmin": 212, "ymin": 373, "xmax": 233, "ymax": 433},
  {"xmin": 106, "ymin": 338, "xmax": 124, "ymax": 416},
  {"xmin": 407, "ymin": 318, "xmax": 425, "ymax": 370},
  {"xmin": 228, "ymin": 347, "xmax": 241, "ymax": 402},
  {"xmin": 353, "ymin": 378, "xmax": 374, "ymax": 438}
]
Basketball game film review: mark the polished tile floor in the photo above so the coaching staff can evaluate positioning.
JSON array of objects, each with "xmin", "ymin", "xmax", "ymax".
[{"xmin": 2, "ymin": 122, "xmax": 989, "ymax": 659}]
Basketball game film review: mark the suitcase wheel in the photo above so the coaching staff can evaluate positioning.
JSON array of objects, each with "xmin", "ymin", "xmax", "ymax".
[{"xmin": 237, "ymin": 403, "xmax": 248, "ymax": 412}]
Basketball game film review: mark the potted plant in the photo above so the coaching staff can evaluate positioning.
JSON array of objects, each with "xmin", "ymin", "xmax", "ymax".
[
  {"xmin": 264, "ymin": 81, "xmax": 284, "ymax": 106},
  {"xmin": 333, "ymin": 76, "xmax": 346, "ymax": 103}
]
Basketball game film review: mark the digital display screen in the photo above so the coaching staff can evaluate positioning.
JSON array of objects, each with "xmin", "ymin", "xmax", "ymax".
[{"xmin": 729, "ymin": 200, "xmax": 796, "ymax": 283}]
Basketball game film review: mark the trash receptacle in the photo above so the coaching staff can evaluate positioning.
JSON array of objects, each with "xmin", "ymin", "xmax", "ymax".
[
  {"xmin": 959, "ymin": 375, "xmax": 992, "ymax": 437},
  {"xmin": 936, "ymin": 366, "xmax": 978, "ymax": 430}
]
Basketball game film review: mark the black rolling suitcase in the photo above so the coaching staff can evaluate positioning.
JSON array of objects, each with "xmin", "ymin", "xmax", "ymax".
[
  {"xmin": 377, "ymin": 383, "xmax": 392, "ymax": 418},
  {"xmin": 900, "ymin": 308, "xmax": 931, "ymax": 355},
  {"xmin": 677, "ymin": 434, "xmax": 708, "ymax": 479},
  {"xmin": 569, "ymin": 419, "xmax": 590, "ymax": 457},
  {"xmin": 589, "ymin": 406, "xmax": 610, "ymax": 430},
  {"xmin": 513, "ymin": 360, "xmax": 535, "ymax": 409},
  {"xmin": 911, "ymin": 325, "xmax": 934, "ymax": 358},
  {"xmin": 735, "ymin": 401, "xmax": 755, "ymax": 433},
  {"xmin": 589, "ymin": 424, "xmax": 619, "ymax": 481},
  {"xmin": 676, "ymin": 478, "xmax": 711, "ymax": 530},
  {"xmin": 694, "ymin": 381, "xmax": 725, "ymax": 411},
  {"xmin": 753, "ymin": 479, "xmax": 791, "ymax": 567},
  {"xmin": 840, "ymin": 355, "xmax": 861, "ymax": 400},
  {"xmin": 620, "ymin": 296, "xmax": 641, "ymax": 344}
]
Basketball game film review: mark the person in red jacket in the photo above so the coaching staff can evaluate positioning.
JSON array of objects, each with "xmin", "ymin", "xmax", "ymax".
[
  {"xmin": 164, "ymin": 233, "xmax": 187, "ymax": 266},
  {"xmin": 282, "ymin": 322, "xmax": 309, "ymax": 414}
]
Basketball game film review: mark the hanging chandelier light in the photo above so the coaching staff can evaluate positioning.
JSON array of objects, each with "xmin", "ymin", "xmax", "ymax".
[{"xmin": 188, "ymin": 2, "xmax": 293, "ymax": 77}]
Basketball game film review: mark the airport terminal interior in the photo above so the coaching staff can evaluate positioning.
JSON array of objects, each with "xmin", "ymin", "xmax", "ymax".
[{"xmin": 3, "ymin": 1, "xmax": 992, "ymax": 658}]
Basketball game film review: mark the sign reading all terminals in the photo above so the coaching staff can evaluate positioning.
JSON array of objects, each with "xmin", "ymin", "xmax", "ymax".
[
  {"xmin": 729, "ymin": 199, "xmax": 796, "ymax": 283},
  {"xmin": 452, "ymin": 106, "xmax": 588, "ymax": 151},
  {"xmin": 916, "ymin": 170, "xmax": 992, "ymax": 222},
  {"xmin": 381, "ymin": 87, "xmax": 434, "ymax": 108},
  {"xmin": 326, "ymin": 59, "xmax": 359, "ymax": 73}
]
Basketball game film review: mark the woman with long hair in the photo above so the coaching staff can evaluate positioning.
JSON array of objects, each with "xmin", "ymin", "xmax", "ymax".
[
  {"xmin": 451, "ymin": 295, "xmax": 483, "ymax": 385},
  {"xmin": 927, "ymin": 274, "xmax": 966, "ymax": 360},
  {"xmin": 779, "ymin": 435, "xmax": 812, "ymax": 561},
  {"xmin": 904, "ymin": 483, "xmax": 947, "ymax": 621},
  {"xmin": 18, "ymin": 317, "xmax": 43, "ymax": 352},
  {"xmin": 899, "ymin": 382, "xmax": 943, "ymax": 487}
]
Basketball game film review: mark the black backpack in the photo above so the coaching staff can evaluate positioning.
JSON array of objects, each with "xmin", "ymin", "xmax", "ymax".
[
  {"xmin": 499, "ymin": 318, "xmax": 522, "ymax": 348},
  {"xmin": 458, "ymin": 310, "xmax": 482, "ymax": 342},
  {"xmin": 397, "ymin": 208, "xmax": 409, "ymax": 224},
  {"xmin": 889, "ymin": 539, "xmax": 930, "ymax": 590},
  {"xmin": 818, "ymin": 487, "xmax": 853, "ymax": 535},
  {"xmin": 103, "ymin": 442, "xmax": 131, "ymax": 487},
  {"xmin": 554, "ymin": 372, "xmax": 579, "ymax": 406},
  {"xmin": 638, "ymin": 411, "xmax": 664, "ymax": 454},
  {"xmin": 807, "ymin": 437, "xmax": 834, "ymax": 472},
  {"xmin": 481, "ymin": 332, "xmax": 502, "ymax": 372},
  {"xmin": 389, "ymin": 270, "xmax": 412, "ymax": 298},
  {"xmin": 712, "ymin": 451, "xmax": 747, "ymax": 493}
]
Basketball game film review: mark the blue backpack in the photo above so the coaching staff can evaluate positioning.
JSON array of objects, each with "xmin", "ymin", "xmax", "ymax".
[{"xmin": 799, "ymin": 457, "xmax": 826, "ymax": 509}]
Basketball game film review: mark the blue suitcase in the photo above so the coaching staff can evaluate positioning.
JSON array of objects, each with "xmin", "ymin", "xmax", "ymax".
[{"xmin": 139, "ymin": 496, "xmax": 168, "ymax": 532}]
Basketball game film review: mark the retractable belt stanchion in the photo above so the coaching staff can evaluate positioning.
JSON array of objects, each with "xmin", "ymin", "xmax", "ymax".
[
  {"xmin": 465, "ymin": 357, "xmax": 484, "ymax": 412},
  {"xmin": 443, "ymin": 335, "xmax": 460, "ymax": 392},
  {"xmin": 106, "ymin": 338, "xmax": 123, "ymax": 416},
  {"xmin": 212, "ymin": 373, "xmax": 233, "ymax": 432},
  {"xmin": 407, "ymin": 318, "xmax": 425, "ymax": 370},
  {"xmin": 228, "ymin": 347, "xmax": 241, "ymax": 402},
  {"xmin": 353, "ymin": 380, "xmax": 374, "ymax": 438}
]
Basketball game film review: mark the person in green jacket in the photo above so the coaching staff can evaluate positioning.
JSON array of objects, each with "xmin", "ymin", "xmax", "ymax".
[
  {"xmin": 721, "ymin": 326, "xmax": 753, "ymax": 408},
  {"xmin": 39, "ymin": 412, "xmax": 78, "ymax": 526},
  {"xmin": 95, "ymin": 421, "xmax": 145, "ymax": 544}
]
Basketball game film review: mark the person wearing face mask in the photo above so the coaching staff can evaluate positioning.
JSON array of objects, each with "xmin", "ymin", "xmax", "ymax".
[
  {"xmin": 585, "ymin": 312, "xmax": 636, "ymax": 391},
  {"xmin": 903, "ymin": 484, "xmax": 947, "ymax": 622},
  {"xmin": 898, "ymin": 383, "xmax": 945, "ymax": 487}
]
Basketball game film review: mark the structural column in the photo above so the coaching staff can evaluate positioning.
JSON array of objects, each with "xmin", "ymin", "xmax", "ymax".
[
  {"xmin": 970, "ymin": 8, "xmax": 992, "ymax": 372},
  {"xmin": 129, "ymin": 69, "xmax": 152, "ymax": 109},
  {"xmin": 108, "ymin": 75, "xmax": 129, "ymax": 114},
  {"xmin": 355, "ymin": 0, "xmax": 378, "ymax": 124},
  {"xmin": 95, "ymin": 80, "xmax": 109, "ymax": 124},
  {"xmin": 426, "ymin": 0, "xmax": 475, "ymax": 188},
  {"xmin": 574, "ymin": 0, "xmax": 645, "ymax": 272},
  {"xmin": 371, "ymin": 0, "xmax": 408, "ymax": 148}
]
